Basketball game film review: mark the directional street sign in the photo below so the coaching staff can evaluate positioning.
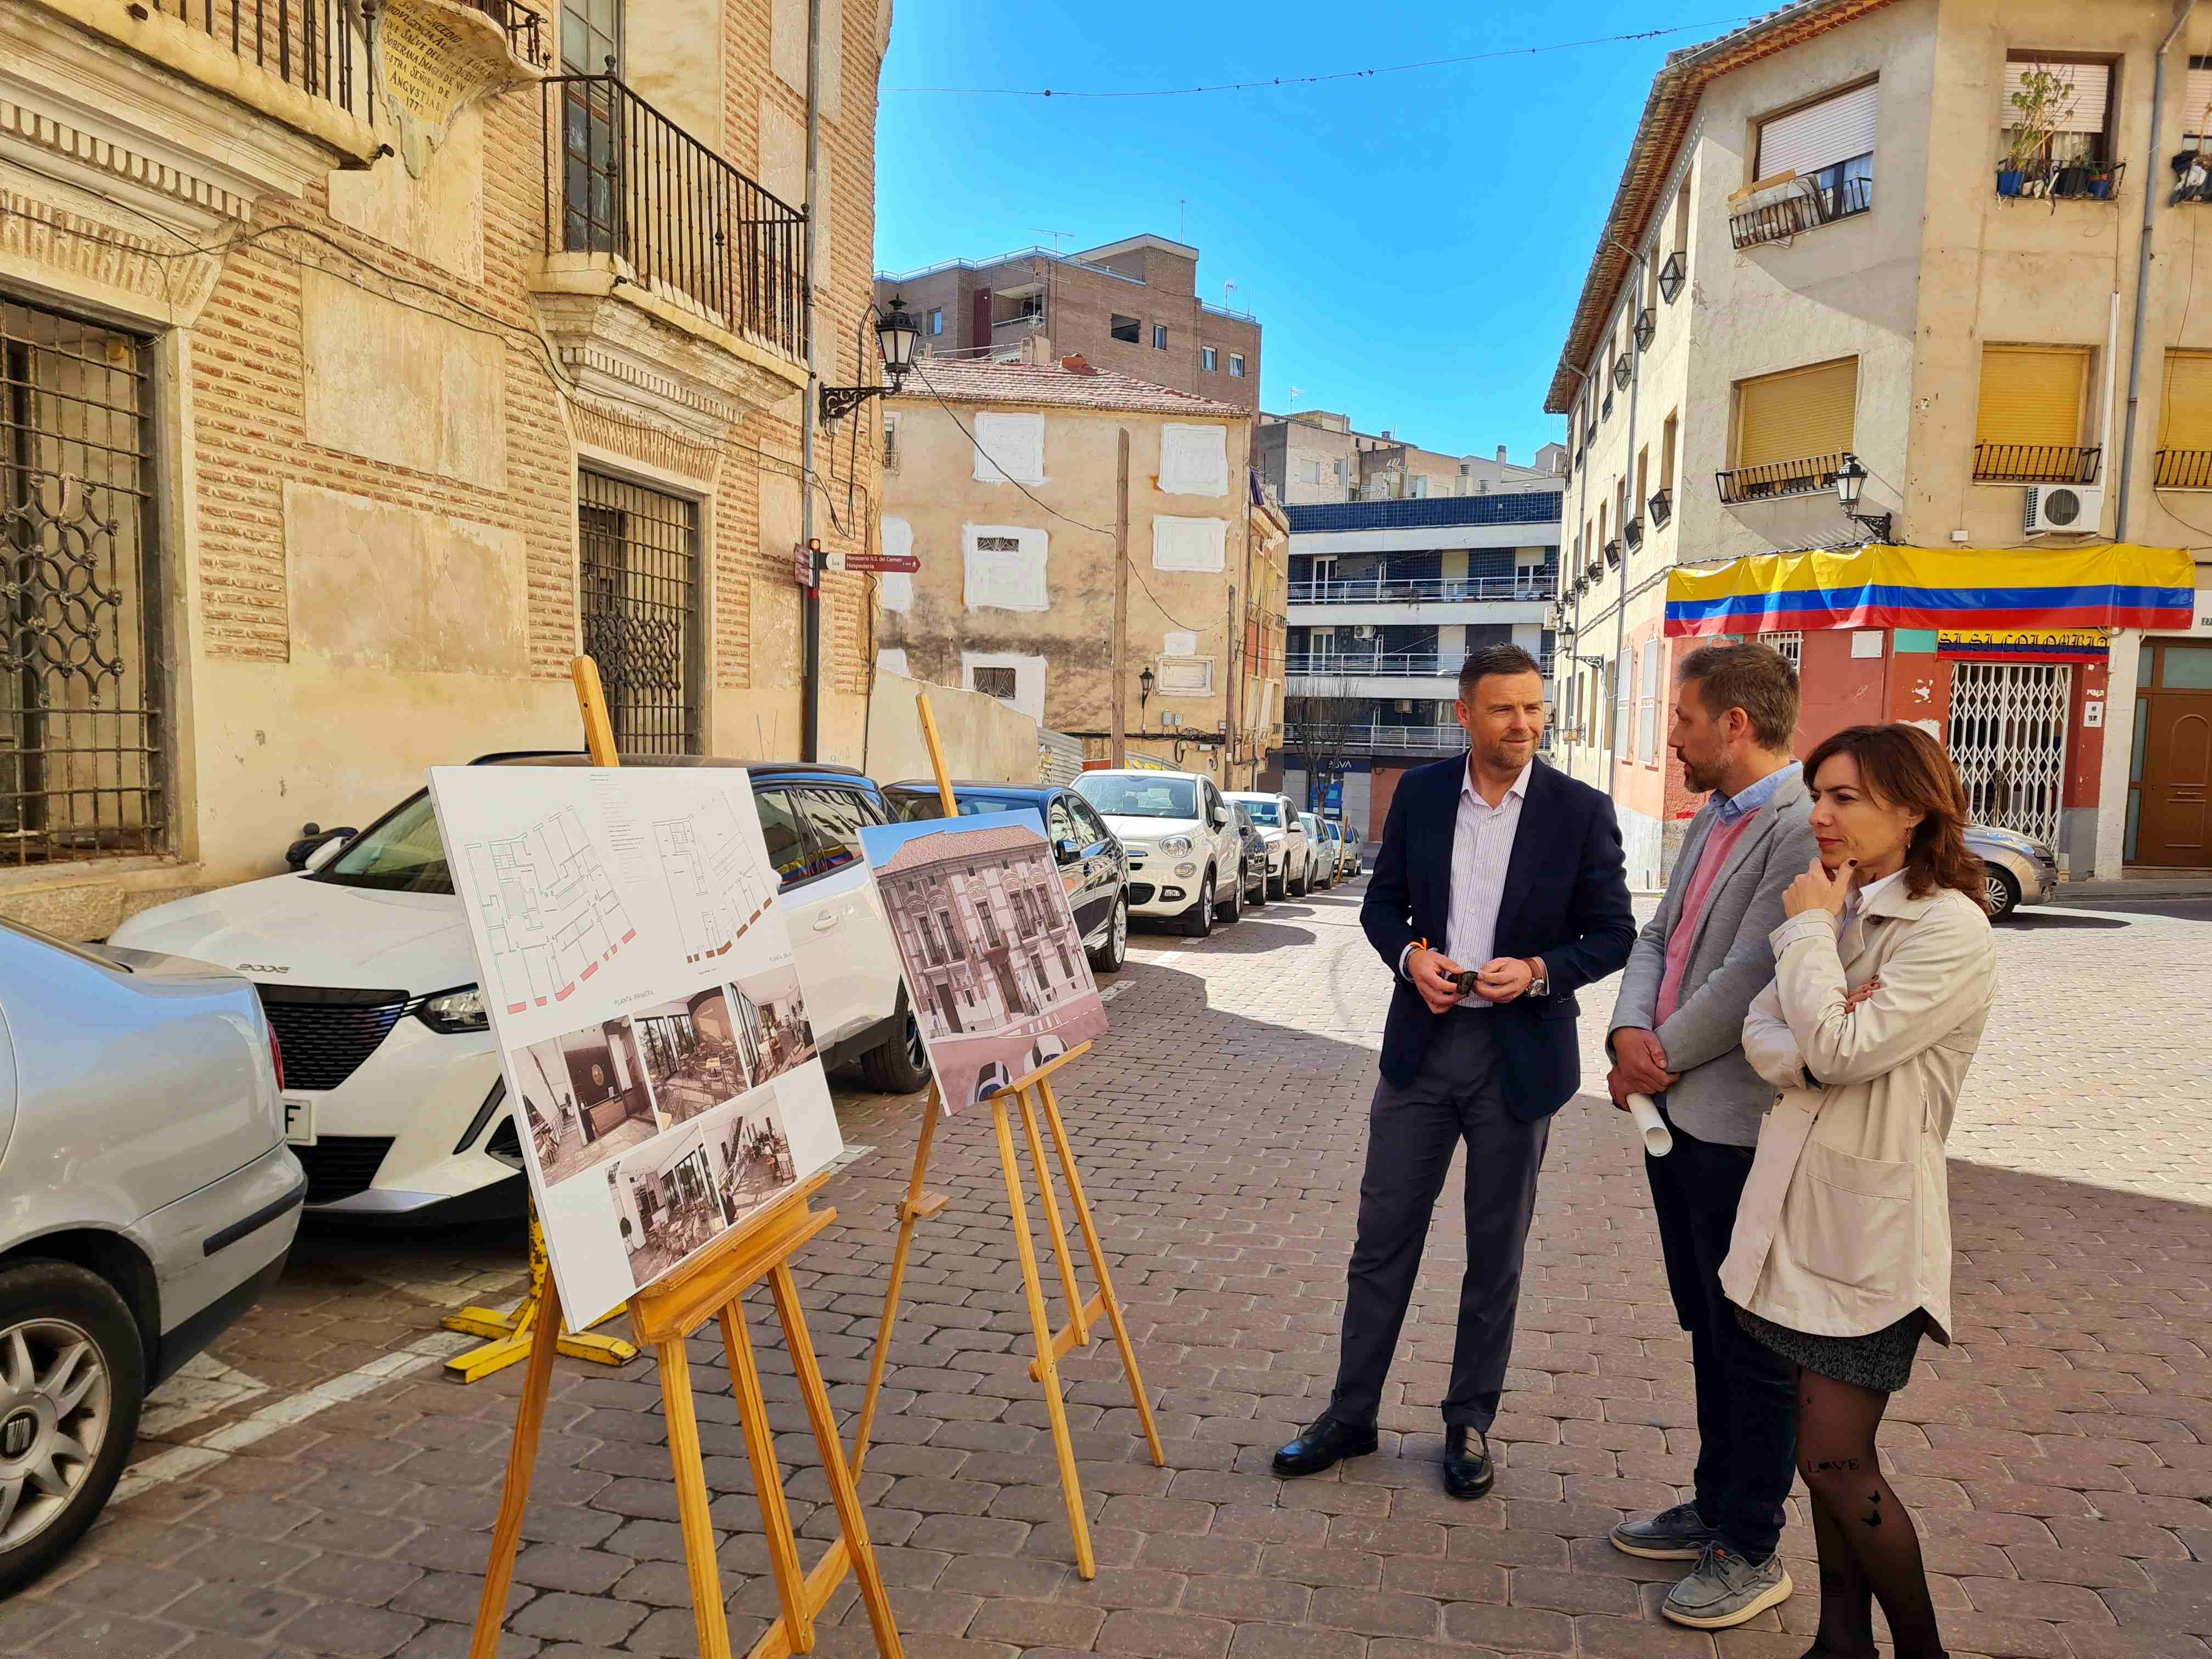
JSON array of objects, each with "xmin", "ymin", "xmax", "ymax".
[{"xmin": 839, "ymin": 554, "xmax": 920, "ymax": 574}]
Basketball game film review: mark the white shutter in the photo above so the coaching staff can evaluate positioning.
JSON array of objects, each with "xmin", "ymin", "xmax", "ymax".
[
  {"xmin": 2187, "ymin": 64, "xmax": 2212, "ymax": 137},
  {"xmin": 1152, "ymin": 516, "xmax": 1227, "ymax": 573},
  {"xmin": 2004, "ymin": 61, "xmax": 2110, "ymax": 134},
  {"xmin": 1159, "ymin": 423, "xmax": 1229, "ymax": 496},
  {"xmin": 972, "ymin": 412, "xmax": 1046, "ymax": 485},
  {"xmin": 1757, "ymin": 81, "xmax": 1879, "ymax": 178}
]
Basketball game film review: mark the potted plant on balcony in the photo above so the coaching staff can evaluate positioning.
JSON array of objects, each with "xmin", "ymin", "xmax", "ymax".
[
  {"xmin": 2085, "ymin": 159, "xmax": 2119, "ymax": 200},
  {"xmin": 1999, "ymin": 66, "xmax": 2074, "ymax": 199}
]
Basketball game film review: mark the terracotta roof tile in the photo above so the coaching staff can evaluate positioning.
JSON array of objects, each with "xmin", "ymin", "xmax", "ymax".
[{"xmin": 898, "ymin": 357, "xmax": 1247, "ymax": 418}]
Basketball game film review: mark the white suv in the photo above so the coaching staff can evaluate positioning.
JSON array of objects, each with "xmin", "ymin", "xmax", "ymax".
[
  {"xmin": 1073, "ymin": 769, "xmax": 1244, "ymax": 938},
  {"xmin": 1224, "ymin": 792, "xmax": 1314, "ymax": 899},
  {"xmin": 108, "ymin": 755, "xmax": 929, "ymax": 1226}
]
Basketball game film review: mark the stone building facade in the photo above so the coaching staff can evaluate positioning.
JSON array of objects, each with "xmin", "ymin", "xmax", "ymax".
[{"xmin": 0, "ymin": 0, "xmax": 891, "ymax": 936}]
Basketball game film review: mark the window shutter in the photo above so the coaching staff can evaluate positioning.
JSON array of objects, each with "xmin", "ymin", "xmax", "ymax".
[
  {"xmin": 2004, "ymin": 60, "xmax": 2110, "ymax": 134},
  {"xmin": 1975, "ymin": 346, "xmax": 2089, "ymax": 447},
  {"xmin": 2163, "ymin": 351, "xmax": 2212, "ymax": 450},
  {"xmin": 1757, "ymin": 82, "xmax": 1879, "ymax": 178},
  {"xmin": 2188, "ymin": 63, "xmax": 2212, "ymax": 137},
  {"xmin": 1735, "ymin": 358, "xmax": 1858, "ymax": 467}
]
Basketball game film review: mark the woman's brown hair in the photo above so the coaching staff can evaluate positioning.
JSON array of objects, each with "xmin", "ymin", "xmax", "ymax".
[{"xmin": 1802, "ymin": 723, "xmax": 1989, "ymax": 911}]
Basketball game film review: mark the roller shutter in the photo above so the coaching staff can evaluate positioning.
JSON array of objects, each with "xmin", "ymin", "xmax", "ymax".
[
  {"xmin": 1735, "ymin": 358, "xmax": 1859, "ymax": 467},
  {"xmin": 1757, "ymin": 82, "xmax": 1879, "ymax": 179},
  {"xmin": 1975, "ymin": 346, "xmax": 2089, "ymax": 447}
]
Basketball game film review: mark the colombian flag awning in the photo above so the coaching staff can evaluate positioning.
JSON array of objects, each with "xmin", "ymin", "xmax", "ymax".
[{"xmin": 1662, "ymin": 544, "xmax": 2197, "ymax": 638}]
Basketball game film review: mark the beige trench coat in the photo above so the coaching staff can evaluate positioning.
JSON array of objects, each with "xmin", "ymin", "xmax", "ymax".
[{"xmin": 1720, "ymin": 882, "xmax": 1996, "ymax": 1344}]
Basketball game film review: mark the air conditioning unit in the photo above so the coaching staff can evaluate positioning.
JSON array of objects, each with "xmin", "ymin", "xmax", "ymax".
[
  {"xmin": 1352, "ymin": 624, "xmax": 1376, "ymax": 640},
  {"xmin": 2023, "ymin": 482, "xmax": 2103, "ymax": 536}
]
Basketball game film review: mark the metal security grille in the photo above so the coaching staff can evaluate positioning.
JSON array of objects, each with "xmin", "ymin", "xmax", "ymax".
[
  {"xmin": 578, "ymin": 470, "xmax": 700, "ymax": 755},
  {"xmin": 1946, "ymin": 660, "xmax": 2071, "ymax": 844},
  {"xmin": 0, "ymin": 299, "xmax": 165, "ymax": 866}
]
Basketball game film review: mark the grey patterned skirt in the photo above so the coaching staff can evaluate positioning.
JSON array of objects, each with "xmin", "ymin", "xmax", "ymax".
[{"xmin": 1735, "ymin": 1305, "xmax": 1928, "ymax": 1393}]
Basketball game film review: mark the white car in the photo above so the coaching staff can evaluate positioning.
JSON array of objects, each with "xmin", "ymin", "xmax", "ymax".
[
  {"xmin": 1073, "ymin": 769, "xmax": 1245, "ymax": 938},
  {"xmin": 108, "ymin": 755, "xmax": 930, "ymax": 1227},
  {"xmin": 1224, "ymin": 791, "xmax": 1315, "ymax": 899},
  {"xmin": 1299, "ymin": 812, "xmax": 1335, "ymax": 889}
]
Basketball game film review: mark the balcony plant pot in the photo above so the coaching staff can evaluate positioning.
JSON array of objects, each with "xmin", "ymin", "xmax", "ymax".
[
  {"xmin": 1997, "ymin": 168, "xmax": 2025, "ymax": 196},
  {"xmin": 2053, "ymin": 163, "xmax": 2089, "ymax": 198},
  {"xmin": 2086, "ymin": 166, "xmax": 2117, "ymax": 200}
]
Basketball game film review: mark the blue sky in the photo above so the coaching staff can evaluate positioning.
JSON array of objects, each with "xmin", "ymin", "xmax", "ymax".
[{"xmin": 872, "ymin": 3, "xmax": 1757, "ymax": 464}]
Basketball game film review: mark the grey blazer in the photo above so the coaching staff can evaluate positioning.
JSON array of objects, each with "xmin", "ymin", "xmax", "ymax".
[{"xmin": 1606, "ymin": 769, "xmax": 1818, "ymax": 1148}]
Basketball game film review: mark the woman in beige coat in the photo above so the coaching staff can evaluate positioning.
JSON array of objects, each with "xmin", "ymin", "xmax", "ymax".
[{"xmin": 1722, "ymin": 723, "xmax": 1996, "ymax": 1659}]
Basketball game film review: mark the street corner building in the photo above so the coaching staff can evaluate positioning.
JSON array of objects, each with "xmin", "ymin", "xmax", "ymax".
[
  {"xmin": 1544, "ymin": 0, "xmax": 2212, "ymax": 886},
  {"xmin": 868, "ymin": 817, "xmax": 1107, "ymax": 1112},
  {"xmin": 0, "ymin": 0, "xmax": 896, "ymax": 940},
  {"xmin": 871, "ymin": 348, "xmax": 1289, "ymax": 789}
]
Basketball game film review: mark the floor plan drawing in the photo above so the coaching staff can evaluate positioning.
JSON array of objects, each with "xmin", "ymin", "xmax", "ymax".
[
  {"xmin": 466, "ymin": 807, "xmax": 639, "ymax": 1013},
  {"xmin": 656, "ymin": 796, "xmax": 774, "ymax": 964}
]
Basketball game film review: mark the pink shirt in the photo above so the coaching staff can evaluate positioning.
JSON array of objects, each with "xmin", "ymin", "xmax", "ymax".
[{"xmin": 1654, "ymin": 812, "xmax": 1758, "ymax": 1026}]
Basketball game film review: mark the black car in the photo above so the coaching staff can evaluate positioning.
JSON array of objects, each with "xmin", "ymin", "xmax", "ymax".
[
  {"xmin": 1228, "ymin": 800, "xmax": 1271, "ymax": 911},
  {"xmin": 882, "ymin": 781, "xmax": 1131, "ymax": 973}
]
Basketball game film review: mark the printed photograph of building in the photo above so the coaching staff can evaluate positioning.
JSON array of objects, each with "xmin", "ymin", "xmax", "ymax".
[
  {"xmin": 859, "ymin": 811, "xmax": 1109, "ymax": 1111},
  {"xmin": 514, "ymin": 1017, "xmax": 659, "ymax": 1187},
  {"xmin": 631, "ymin": 985, "xmax": 750, "ymax": 1126}
]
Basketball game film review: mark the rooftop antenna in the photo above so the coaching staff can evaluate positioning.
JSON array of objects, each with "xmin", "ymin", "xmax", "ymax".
[
  {"xmin": 1029, "ymin": 228, "xmax": 1074, "ymax": 254},
  {"xmin": 1288, "ymin": 385, "xmax": 1302, "ymax": 409},
  {"xmin": 1180, "ymin": 198, "xmax": 1187, "ymax": 240}
]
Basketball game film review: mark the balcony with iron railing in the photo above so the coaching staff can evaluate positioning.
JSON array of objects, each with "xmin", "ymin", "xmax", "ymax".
[
  {"xmin": 1730, "ymin": 159, "xmax": 1874, "ymax": 250},
  {"xmin": 1284, "ymin": 723, "xmax": 1469, "ymax": 756},
  {"xmin": 1972, "ymin": 443, "xmax": 2101, "ymax": 484},
  {"xmin": 532, "ymin": 72, "xmax": 810, "ymax": 436},
  {"xmin": 1994, "ymin": 159, "xmax": 2126, "ymax": 202},
  {"xmin": 1287, "ymin": 651, "xmax": 1556, "ymax": 680},
  {"xmin": 1289, "ymin": 574, "xmax": 1556, "ymax": 606},
  {"xmin": 1717, "ymin": 450, "xmax": 1846, "ymax": 504},
  {"xmin": 2153, "ymin": 448, "xmax": 2212, "ymax": 488}
]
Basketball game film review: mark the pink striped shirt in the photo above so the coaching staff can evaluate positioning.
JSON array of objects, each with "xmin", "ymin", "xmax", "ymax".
[{"xmin": 1654, "ymin": 812, "xmax": 1758, "ymax": 1026}]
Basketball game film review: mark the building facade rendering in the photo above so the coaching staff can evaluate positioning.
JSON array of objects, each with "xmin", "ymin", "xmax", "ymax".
[
  {"xmin": 874, "ymin": 235, "xmax": 1261, "ymax": 411},
  {"xmin": 878, "ymin": 350, "xmax": 1288, "ymax": 787},
  {"xmin": 1549, "ymin": 0, "xmax": 2212, "ymax": 884},
  {"xmin": 0, "ymin": 0, "xmax": 890, "ymax": 938}
]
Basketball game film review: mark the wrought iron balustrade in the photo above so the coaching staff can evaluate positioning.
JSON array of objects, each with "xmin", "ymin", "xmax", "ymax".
[
  {"xmin": 1971, "ymin": 443, "xmax": 2101, "ymax": 484},
  {"xmin": 1994, "ymin": 160, "xmax": 2126, "ymax": 203},
  {"xmin": 1730, "ymin": 162, "xmax": 1874, "ymax": 250},
  {"xmin": 1716, "ymin": 451, "xmax": 1846, "ymax": 504},
  {"xmin": 143, "ymin": 0, "xmax": 366, "ymax": 116},
  {"xmin": 544, "ymin": 73, "xmax": 808, "ymax": 359},
  {"xmin": 466, "ymin": 0, "xmax": 546, "ymax": 66},
  {"xmin": 1288, "ymin": 574, "xmax": 1554, "ymax": 605},
  {"xmin": 1286, "ymin": 652, "xmax": 1554, "ymax": 680},
  {"xmin": 2153, "ymin": 448, "xmax": 2212, "ymax": 488}
]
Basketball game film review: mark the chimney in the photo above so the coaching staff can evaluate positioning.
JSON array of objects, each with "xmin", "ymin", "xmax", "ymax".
[
  {"xmin": 1496, "ymin": 444, "xmax": 1508, "ymax": 465},
  {"xmin": 1060, "ymin": 354, "xmax": 1098, "ymax": 376},
  {"xmin": 1022, "ymin": 332, "xmax": 1053, "ymax": 365}
]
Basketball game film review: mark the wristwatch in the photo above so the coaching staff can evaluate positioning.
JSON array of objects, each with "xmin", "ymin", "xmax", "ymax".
[{"xmin": 1525, "ymin": 958, "xmax": 1549, "ymax": 997}]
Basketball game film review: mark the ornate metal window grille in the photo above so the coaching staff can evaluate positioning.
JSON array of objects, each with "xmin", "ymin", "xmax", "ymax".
[
  {"xmin": 577, "ymin": 470, "xmax": 700, "ymax": 755},
  {"xmin": 0, "ymin": 299, "xmax": 166, "ymax": 866}
]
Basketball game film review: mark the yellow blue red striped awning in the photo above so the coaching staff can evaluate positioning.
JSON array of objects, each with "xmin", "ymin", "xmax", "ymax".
[{"xmin": 1663, "ymin": 544, "xmax": 2196, "ymax": 637}]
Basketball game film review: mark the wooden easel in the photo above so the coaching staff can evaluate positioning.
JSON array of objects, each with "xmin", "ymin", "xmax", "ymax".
[
  {"xmin": 467, "ymin": 657, "xmax": 902, "ymax": 1659},
  {"xmin": 442, "ymin": 1206, "xmax": 637, "ymax": 1382},
  {"xmin": 846, "ymin": 691, "xmax": 1163, "ymax": 1580}
]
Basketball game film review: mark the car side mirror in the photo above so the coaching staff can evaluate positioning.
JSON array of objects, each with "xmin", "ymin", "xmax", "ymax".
[
  {"xmin": 302, "ymin": 836, "xmax": 348, "ymax": 873},
  {"xmin": 1054, "ymin": 838, "xmax": 1083, "ymax": 864},
  {"xmin": 1211, "ymin": 808, "xmax": 1229, "ymax": 828}
]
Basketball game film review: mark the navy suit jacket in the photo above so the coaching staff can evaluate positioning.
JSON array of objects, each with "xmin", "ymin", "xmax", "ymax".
[{"xmin": 1361, "ymin": 755, "xmax": 1636, "ymax": 1118}]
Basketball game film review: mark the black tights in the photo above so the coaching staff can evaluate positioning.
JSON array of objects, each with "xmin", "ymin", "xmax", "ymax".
[{"xmin": 1794, "ymin": 1365, "xmax": 1945, "ymax": 1659}]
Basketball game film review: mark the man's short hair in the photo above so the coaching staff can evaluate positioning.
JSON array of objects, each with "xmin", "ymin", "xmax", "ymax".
[
  {"xmin": 1677, "ymin": 641, "xmax": 1799, "ymax": 750},
  {"xmin": 1457, "ymin": 642, "xmax": 1544, "ymax": 698}
]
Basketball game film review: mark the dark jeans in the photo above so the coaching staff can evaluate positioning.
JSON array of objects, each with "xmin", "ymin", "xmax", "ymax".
[
  {"xmin": 1646, "ymin": 1107, "xmax": 1797, "ymax": 1560},
  {"xmin": 1328, "ymin": 1012, "xmax": 1549, "ymax": 1434}
]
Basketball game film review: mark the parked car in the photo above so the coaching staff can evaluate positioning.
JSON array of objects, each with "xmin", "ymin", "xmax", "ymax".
[
  {"xmin": 882, "ymin": 780, "xmax": 1130, "ymax": 972},
  {"xmin": 1967, "ymin": 822, "xmax": 2059, "ymax": 919},
  {"xmin": 1298, "ymin": 812, "xmax": 1334, "ymax": 889},
  {"xmin": 110, "ymin": 754, "xmax": 930, "ymax": 1228},
  {"xmin": 1073, "ymin": 769, "xmax": 1244, "ymax": 937},
  {"xmin": 1228, "ymin": 800, "xmax": 1271, "ymax": 910},
  {"xmin": 0, "ymin": 917, "xmax": 302, "ymax": 1591},
  {"xmin": 1224, "ymin": 792, "xmax": 1314, "ymax": 898},
  {"xmin": 1319, "ymin": 819, "xmax": 1350, "ymax": 882},
  {"xmin": 1341, "ymin": 823, "xmax": 1366, "ymax": 877}
]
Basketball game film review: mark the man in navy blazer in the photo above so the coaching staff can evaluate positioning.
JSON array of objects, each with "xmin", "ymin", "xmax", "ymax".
[{"xmin": 1274, "ymin": 643, "xmax": 1634, "ymax": 1498}]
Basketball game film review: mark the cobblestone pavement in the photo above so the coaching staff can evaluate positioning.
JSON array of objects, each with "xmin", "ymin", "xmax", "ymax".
[{"xmin": 6, "ymin": 881, "xmax": 2208, "ymax": 1659}]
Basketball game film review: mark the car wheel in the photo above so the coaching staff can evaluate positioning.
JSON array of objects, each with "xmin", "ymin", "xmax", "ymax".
[
  {"xmin": 1248, "ymin": 868, "xmax": 1266, "ymax": 907},
  {"xmin": 1290, "ymin": 859, "xmax": 1308, "ymax": 898},
  {"xmin": 859, "ymin": 1007, "xmax": 931, "ymax": 1093},
  {"xmin": 1088, "ymin": 894, "xmax": 1129, "ymax": 973},
  {"xmin": 1217, "ymin": 866, "xmax": 1242, "ymax": 924},
  {"xmin": 1982, "ymin": 864, "xmax": 2021, "ymax": 921},
  {"xmin": 0, "ymin": 1262, "xmax": 144, "ymax": 1596},
  {"xmin": 1182, "ymin": 873, "xmax": 1215, "ymax": 937}
]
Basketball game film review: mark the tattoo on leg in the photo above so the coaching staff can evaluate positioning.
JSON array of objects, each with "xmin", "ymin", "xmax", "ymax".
[
  {"xmin": 1812, "ymin": 1457, "xmax": 1861, "ymax": 1472},
  {"xmin": 1861, "ymin": 1489, "xmax": 1882, "ymax": 1529}
]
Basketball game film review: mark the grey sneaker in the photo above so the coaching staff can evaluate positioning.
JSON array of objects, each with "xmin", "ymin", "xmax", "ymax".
[
  {"xmin": 1660, "ymin": 1542, "xmax": 1795, "ymax": 1629},
  {"xmin": 1610, "ymin": 1502, "xmax": 1719, "ymax": 1561}
]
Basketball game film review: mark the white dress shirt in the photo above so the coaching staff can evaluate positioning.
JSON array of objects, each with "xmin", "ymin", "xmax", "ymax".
[{"xmin": 1400, "ymin": 758, "xmax": 1532, "ymax": 1007}]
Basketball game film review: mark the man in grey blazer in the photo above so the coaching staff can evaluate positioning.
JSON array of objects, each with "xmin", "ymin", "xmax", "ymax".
[{"xmin": 1606, "ymin": 642, "xmax": 1818, "ymax": 1631}]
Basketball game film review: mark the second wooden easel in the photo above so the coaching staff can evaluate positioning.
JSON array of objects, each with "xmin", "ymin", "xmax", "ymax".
[
  {"xmin": 467, "ymin": 657, "xmax": 902, "ymax": 1659},
  {"xmin": 845, "ymin": 691, "xmax": 1163, "ymax": 1580}
]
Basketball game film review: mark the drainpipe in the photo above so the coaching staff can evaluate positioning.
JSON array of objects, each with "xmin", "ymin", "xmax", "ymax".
[
  {"xmin": 2116, "ymin": 0, "xmax": 2198, "ymax": 543},
  {"xmin": 798, "ymin": 0, "xmax": 825, "ymax": 760},
  {"xmin": 1606, "ymin": 237, "xmax": 1647, "ymax": 797}
]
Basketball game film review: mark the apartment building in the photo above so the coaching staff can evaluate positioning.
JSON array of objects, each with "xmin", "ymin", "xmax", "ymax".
[
  {"xmin": 1258, "ymin": 411, "xmax": 1567, "ymax": 507},
  {"xmin": 1277, "ymin": 491, "xmax": 1561, "ymax": 836},
  {"xmin": 0, "ymin": 0, "xmax": 891, "ymax": 935},
  {"xmin": 873, "ymin": 235, "xmax": 1262, "ymax": 411},
  {"xmin": 877, "ymin": 349, "xmax": 1287, "ymax": 786},
  {"xmin": 1549, "ymin": 0, "xmax": 2211, "ymax": 886}
]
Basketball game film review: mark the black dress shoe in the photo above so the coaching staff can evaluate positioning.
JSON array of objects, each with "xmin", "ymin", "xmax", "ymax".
[
  {"xmin": 1442, "ymin": 1426, "xmax": 1494, "ymax": 1499},
  {"xmin": 1272, "ymin": 1414, "xmax": 1379, "ymax": 1477}
]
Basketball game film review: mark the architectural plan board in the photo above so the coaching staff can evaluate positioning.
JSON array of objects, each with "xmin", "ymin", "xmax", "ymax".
[{"xmin": 430, "ymin": 765, "xmax": 844, "ymax": 1323}]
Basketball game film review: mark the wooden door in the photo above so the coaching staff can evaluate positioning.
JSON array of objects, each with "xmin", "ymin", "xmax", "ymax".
[{"xmin": 2135, "ymin": 642, "xmax": 2212, "ymax": 867}]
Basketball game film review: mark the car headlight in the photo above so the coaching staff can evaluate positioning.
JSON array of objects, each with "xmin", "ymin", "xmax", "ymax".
[
  {"xmin": 417, "ymin": 984, "xmax": 490, "ymax": 1034},
  {"xmin": 1158, "ymin": 834, "xmax": 1193, "ymax": 854}
]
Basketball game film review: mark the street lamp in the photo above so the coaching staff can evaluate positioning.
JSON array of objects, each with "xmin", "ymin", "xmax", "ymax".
[
  {"xmin": 1834, "ymin": 452, "xmax": 1892, "ymax": 543},
  {"xmin": 818, "ymin": 295, "xmax": 922, "ymax": 424},
  {"xmin": 1137, "ymin": 666, "xmax": 1155, "ymax": 731}
]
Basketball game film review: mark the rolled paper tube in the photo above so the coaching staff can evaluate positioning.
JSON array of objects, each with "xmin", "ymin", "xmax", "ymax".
[{"xmin": 1627, "ymin": 1093, "xmax": 1673, "ymax": 1158}]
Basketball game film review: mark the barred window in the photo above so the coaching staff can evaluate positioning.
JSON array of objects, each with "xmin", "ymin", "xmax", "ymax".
[{"xmin": 578, "ymin": 469, "xmax": 701, "ymax": 755}]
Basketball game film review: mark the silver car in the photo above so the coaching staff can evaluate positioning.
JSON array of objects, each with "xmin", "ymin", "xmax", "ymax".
[
  {"xmin": 0, "ymin": 918, "xmax": 301, "ymax": 1592},
  {"xmin": 1966, "ymin": 823, "xmax": 2059, "ymax": 919}
]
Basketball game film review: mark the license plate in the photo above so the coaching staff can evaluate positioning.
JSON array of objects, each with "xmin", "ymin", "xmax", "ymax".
[{"xmin": 283, "ymin": 1096, "xmax": 317, "ymax": 1147}]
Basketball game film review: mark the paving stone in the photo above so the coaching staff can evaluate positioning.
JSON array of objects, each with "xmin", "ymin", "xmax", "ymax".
[
  {"xmin": 1095, "ymin": 1606, "xmax": 1234, "ymax": 1658},
  {"xmin": 274, "ymin": 1601, "xmax": 426, "ymax": 1656}
]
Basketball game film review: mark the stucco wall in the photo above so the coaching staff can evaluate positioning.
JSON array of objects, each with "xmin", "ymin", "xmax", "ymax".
[{"xmin": 864, "ymin": 670, "xmax": 1040, "ymax": 789}]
